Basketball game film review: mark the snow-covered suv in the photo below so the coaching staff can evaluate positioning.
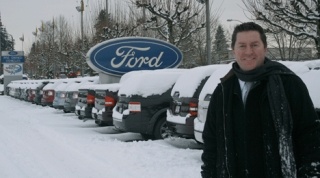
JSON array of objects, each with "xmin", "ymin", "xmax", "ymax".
[
  {"xmin": 193, "ymin": 64, "xmax": 232, "ymax": 143},
  {"xmin": 113, "ymin": 69, "xmax": 186, "ymax": 140},
  {"xmin": 166, "ymin": 65, "xmax": 225, "ymax": 139},
  {"xmin": 92, "ymin": 83, "xmax": 120, "ymax": 126}
]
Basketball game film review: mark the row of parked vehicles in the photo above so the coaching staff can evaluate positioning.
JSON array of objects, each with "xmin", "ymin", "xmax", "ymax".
[{"xmin": 5, "ymin": 60, "xmax": 320, "ymax": 143}]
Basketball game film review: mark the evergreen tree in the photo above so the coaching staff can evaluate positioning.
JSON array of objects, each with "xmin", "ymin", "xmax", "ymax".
[
  {"xmin": 213, "ymin": 25, "xmax": 229, "ymax": 63},
  {"xmin": 0, "ymin": 27, "xmax": 14, "ymax": 51}
]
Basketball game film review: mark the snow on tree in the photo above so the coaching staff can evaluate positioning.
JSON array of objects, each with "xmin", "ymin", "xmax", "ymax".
[
  {"xmin": 242, "ymin": 0, "xmax": 320, "ymax": 58},
  {"xmin": 213, "ymin": 25, "xmax": 229, "ymax": 63}
]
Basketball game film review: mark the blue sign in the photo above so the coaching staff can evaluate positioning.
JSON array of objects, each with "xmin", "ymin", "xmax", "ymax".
[
  {"xmin": 1, "ymin": 51, "xmax": 25, "ymax": 63},
  {"xmin": 86, "ymin": 37, "xmax": 183, "ymax": 76}
]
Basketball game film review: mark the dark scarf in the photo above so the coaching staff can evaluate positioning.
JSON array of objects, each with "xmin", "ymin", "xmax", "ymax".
[{"xmin": 232, "ymin": 58, "xmax": 297, "ymax": 178}]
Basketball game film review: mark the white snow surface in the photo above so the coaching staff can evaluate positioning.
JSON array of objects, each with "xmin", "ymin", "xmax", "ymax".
[
  {"xmin": 171, "ymin": 64, "xmax": 227, "ymax": 97},
  {"xmin": 118, "ymin": 69, "xmax": 187, "ymax": 97},
  {"xmin": 0, "ymin": 96, "xmax": 203, "ymax": 178}
]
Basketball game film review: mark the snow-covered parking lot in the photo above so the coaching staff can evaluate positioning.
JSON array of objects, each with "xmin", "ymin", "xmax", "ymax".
[{"xmin": 0, "ymin": 96, "xmax": 203, "ymax": 178}]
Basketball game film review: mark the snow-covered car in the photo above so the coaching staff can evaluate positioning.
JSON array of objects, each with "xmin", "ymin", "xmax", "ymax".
[
  {"xmin": 34, "ymin": 80, "xmax": 50, "ymax": 105},
  {"xmin": 113, "ymin": 69, "xmax": 186, "ymax": 140},
  {"xmin": 41, "ymin": 79, "xmax": 66, "ymax": 106},
  {"xmin": 26, "ymin": 80, "xmax": 47, "ymax": 102},
  {"xmin": 193, "ymin": 64, "xmax": 232, "ymax": 143},
  {"xmin": 166, "ymin": 64, "xmax": 225, "ymax": 139},
  {"xmin": 52, "ymin": 78, "xmax": 79, "ymax": 110},
  {"xmin": 297, "ymin": 66, "xmax": 320, "ymax": 119},
  {"xmin": 76, "ymin": 84, "xmax": 100, "ymax": 120},
  {"xmin": 92, "ymin": 83, "xmax": 120, "ymax": 126},
  {"xmin": 0, "ymin": 84, "xmax": 4, "ymax": 95},
  {"xmin": 18, "ymin": 81, "xmax": 30, "ymax": 100},
  {"xmin": 68, "ymin": 76, "xmax": 100, "ymax": 114}
]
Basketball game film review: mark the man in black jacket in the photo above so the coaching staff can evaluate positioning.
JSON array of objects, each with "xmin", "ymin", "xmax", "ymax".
[{"xmin": 201, "ymin": 22, "xmax": 320, "ymax": 178}]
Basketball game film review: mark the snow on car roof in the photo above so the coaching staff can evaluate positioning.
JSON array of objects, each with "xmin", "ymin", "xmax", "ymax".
[
  {"xmin": 65, "ymin": 76, "xmax": 100, "ymax": 92},
  {"xmin": 54, "ymin": 78, "xmax": 80, "ymax": 92},
  {"xmin": 93, "ymin": 83, "xmax": 121, "ymax": 92},
  {"xmin": 171, "ymin": 64, "xmax": 227, "ymax": 97},
  {"xmin": 198, "ymin": 64, "xmax": 232, "ymax": 100},
  {"xmin": 299, "ymin": 69, "xmax": 320, "ymax": 108},
  {"xmin": 118, "ymin": 69, "xmax": 186, "ymax": 97}
]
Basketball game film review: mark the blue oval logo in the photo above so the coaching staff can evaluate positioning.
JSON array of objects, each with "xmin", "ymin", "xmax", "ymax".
[
  {"xmin": 9, "ymin": 51, "xmax": 18, "ymax": 55},
  {"xmin": 86, "ymin": 37, "xmax": 183, "ymax": 76}
]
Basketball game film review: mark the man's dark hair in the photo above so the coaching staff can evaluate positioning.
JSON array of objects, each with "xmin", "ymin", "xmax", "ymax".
[{"xmin": 231, "ymin": 22, "xmax": 267, "ymax": 49}]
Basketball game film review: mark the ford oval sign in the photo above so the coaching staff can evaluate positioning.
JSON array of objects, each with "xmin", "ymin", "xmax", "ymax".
[
  {"xmin": 86, "ymin": 37, "xmax": 183, "ymax": 76},
  {"xmin": 8, "ymin": 51, "xmax": 18, "ymax": 55}
]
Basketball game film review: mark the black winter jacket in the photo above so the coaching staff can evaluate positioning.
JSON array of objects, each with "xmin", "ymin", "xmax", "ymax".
[{"xmin": 201, "ymin": 71, "xmax": 320, "ymax": 178}]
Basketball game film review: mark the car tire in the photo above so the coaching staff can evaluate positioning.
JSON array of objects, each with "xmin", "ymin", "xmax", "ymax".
[
  {"xmin": 153, "ymin": 117, "xmax": 170, "ymax": 140},
  {"xmin": 95, "ymin": 119, "xmax": 105, "ymax": 127}
]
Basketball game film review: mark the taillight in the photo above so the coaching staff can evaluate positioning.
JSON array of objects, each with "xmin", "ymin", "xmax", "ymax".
[
  {"xmin": 87, "ymin": 94, "xmax": 95, "ymax": 104},
  {"xmin": 105, "ymin": 96, "xmax": 116, "ymax": 107},
  {"xmin": 189, "ymin": 101, "xmax": 198, "ymax": 117},
  {"xmin": 73, "ymin": 92, "xmax": 78, "ymax": 99},
  {"xmin": 60, "ymin": 92, "xmax": 66, "ymax": 98},
  {"xmin": 128, "ymin": 102, "xmax": 141, "ymax": 112},
  {"xmin": 48, "ymin": 90, "xmax": 54, "ymax": 96}
]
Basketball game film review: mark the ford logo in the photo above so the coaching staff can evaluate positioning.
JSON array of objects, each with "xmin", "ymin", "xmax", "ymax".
[
  {"xmin": 86, "ymin": 37, "xmax": 183, "ymax": 76},
  {"xmin": 8, "ymin": 51, "xmax": 18, "ymax": 55}
]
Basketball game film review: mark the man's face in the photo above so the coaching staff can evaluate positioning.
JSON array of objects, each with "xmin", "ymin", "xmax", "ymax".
[{"xmin": 233, "ymin": 31, "xmax": 267, "ymax": 71}]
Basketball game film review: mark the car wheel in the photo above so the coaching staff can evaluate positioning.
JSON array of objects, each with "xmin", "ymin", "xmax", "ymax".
[
  {"xmin": 95, "ymin": 119, "xmax": 105, "ymax": 127},
  {"xmin": 153, "ymin": 117, "xmax": 171, "ymax": 140}
]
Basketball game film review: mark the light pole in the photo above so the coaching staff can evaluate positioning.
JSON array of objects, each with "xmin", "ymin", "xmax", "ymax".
[
  {"xmin": 106, "ymin": 0, "xmax": 109, "ymax": 25},
  {"xmin": 76, "ymin": 0, "xmax": 84, "ymax": 49},
  {"xmin": 32, "ymin": 27, "xmax": 38, "ymax": 52},
  {"xmin": 76, "ymin": 0, "xmax": 84, "ymax": 76},
  {"xmin": 196, "ymin": 0, "xmax": 212, "ymax": 64},
  {"xmin": 19, "ymin": 34, "xmax": 24, "ymax": 51}
]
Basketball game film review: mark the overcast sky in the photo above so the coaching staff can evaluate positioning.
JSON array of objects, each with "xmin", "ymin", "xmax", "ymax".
[{"xmin": 0, "ymin": 0, "xmax": 249, "ymax": 53}]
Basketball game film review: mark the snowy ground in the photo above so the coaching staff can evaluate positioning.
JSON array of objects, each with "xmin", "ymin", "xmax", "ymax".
[{"xmin": 0, "ymin": 96, "xmax": 203, "ymax": 178}]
